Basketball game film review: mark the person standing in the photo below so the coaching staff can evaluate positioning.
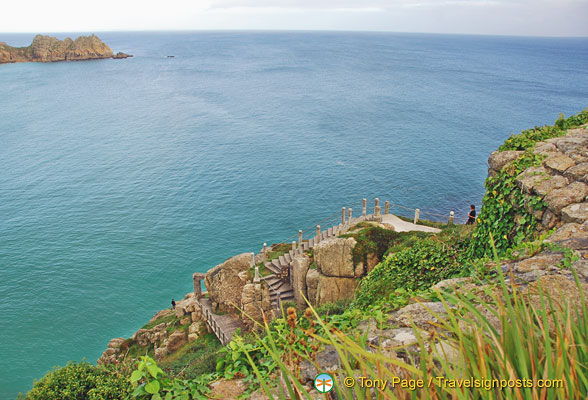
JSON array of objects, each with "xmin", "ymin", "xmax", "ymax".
[
  {"xmin": 171, "ymin": 298, "xmax": 176, "ymax": 310},
  {"xmin": 466, "ymin": 205, "xmax": 476, "ymax": 225}
]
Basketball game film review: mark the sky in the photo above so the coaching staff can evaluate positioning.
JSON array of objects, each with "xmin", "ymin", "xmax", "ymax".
[{"xmin": 2, "ymin": 0, "xmax": 588, "ymax": 37}]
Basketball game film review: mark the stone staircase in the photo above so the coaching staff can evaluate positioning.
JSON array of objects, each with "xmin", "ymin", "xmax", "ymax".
[{"xmin": 261, "ymin": 218, "xmax": 365, "ymax": 309}]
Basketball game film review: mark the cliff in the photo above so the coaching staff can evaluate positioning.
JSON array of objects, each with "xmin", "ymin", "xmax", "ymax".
[{"xmin": 0, "ymin": 34, "xmax": 131, "ymax": 64}]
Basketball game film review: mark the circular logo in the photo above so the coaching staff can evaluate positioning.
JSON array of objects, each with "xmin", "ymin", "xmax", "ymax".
[{"xmin": 314, "ymin": 373, "xmax": 334, "ymax": 393}]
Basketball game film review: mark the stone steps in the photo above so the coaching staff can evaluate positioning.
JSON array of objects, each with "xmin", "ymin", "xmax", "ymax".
[
  {"xmin": 278, "ymin": 255, "xmax": 287, "ymax": 267},
  {"xmin": 265, "ymin": 262, "xmax": 280, "ymax": 275}
]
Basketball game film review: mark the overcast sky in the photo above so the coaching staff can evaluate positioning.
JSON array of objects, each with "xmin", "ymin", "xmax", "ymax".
[{"xmin": 2, "ymin": 0, "xmax": 588, "ymax": 37}]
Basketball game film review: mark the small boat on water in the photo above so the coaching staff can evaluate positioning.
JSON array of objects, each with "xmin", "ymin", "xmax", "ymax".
[{"xmin": 167, "ymin": 55, "xmax": 175, "ymax": 58}]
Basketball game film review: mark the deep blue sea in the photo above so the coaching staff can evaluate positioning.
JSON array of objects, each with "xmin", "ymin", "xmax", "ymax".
[{"xmin": 1, "ymin": 31, "xmax": 587, "ymax": 398}]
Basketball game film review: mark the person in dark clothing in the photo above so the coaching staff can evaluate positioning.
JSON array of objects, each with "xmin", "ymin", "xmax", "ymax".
[
  {"xmin": 171, "ymin": 298, "xmax": 176, "ymax": 310},
  {"xmin": 466, "ymin": 205, "xmax": 476, "ymax": 225}
]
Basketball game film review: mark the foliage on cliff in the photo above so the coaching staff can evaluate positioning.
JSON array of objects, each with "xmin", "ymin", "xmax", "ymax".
[
  {"xmin": 354, "ymin": 229, "xmax": 471, "ymax": 306},
  {"xmin": 25, "ymin": 362, "xmax": 131, "ymax": 400},
  {"xmin": 469, "ymin": 109, "xmax": 588, "ymax": 258}
]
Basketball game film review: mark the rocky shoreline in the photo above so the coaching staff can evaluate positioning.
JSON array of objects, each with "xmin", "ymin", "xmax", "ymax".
[{"xmin": 0, "ymin": 34, "xmax": 132, "ymax": 64}]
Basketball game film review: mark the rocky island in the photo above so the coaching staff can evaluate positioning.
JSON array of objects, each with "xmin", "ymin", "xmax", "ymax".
[{"xmin": 0, "ymin": 34, "xmax": 131, "ymax": 64}]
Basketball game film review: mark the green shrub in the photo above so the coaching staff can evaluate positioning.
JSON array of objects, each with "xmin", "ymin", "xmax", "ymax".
[
  {"xmin": 499, "ymin": 109, "xmax": 588, "ymax": 151},
  {"xmin": 26, "ymin": 362, "xmax": 132, "ymax": 400},
  {"xmin": 341, "ymin": 224, "xmax": 428, "ymax": 266},
  {"xmin": 354, "ymin": 238, "xmax": 468, "ymax": 306}
]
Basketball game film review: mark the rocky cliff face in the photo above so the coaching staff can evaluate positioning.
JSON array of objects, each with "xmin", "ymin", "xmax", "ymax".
[
  {"xmin": 489, "ymin": 125, "xmax": 588, "ymax": 233},
  {"xmin": 0, "ymin": 34, "xmax": 131, "ymax": 64}
]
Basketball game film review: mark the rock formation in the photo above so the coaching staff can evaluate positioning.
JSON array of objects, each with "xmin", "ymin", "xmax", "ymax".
[
  {"xmin": 205, "ymin": 253, "xmax": 252, "ymax": 313},
  {"xmin": 97, "ymin": 293, "xmax": 205, "ymax": 365},
  {"xmin": 291, "ymin": 237, "xmax": 368, "ymax": 307},
  {"xmin": 0, "ymin": 34, "xmax": 132, "ymax": 64}
]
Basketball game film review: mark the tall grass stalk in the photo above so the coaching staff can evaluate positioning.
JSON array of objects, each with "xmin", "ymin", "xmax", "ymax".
[{"xmin": 241, "ymin": 239, "xmax": 587, "ymax": 399}]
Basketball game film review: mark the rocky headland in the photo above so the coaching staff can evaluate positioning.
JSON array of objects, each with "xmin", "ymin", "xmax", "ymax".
[{"xmin": 0, "ymin": 34, "xmax": 131, "ymax": 64}]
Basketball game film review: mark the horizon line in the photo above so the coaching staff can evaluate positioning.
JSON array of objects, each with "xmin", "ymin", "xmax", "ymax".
[{"xmin": 1, "ymin": 29, "xmax": 588, "ymax": 40}]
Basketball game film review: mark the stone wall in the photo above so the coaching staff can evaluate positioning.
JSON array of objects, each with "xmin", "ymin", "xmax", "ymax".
[{"xmin": 240, "ymin": 280, "xmax": 273, "ymax": 330}]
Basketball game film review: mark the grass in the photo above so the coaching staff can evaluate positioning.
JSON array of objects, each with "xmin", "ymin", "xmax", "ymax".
[
  {"xmin": 266, "ymin": 243, "xmax": 292, "ymax": 261},
  {"xmin": 243, "ymin": 258, "xmax": 588, "ymax": 399},
  {"xmin": 141, "ymin": 311, "xmax": 177, "ymax": 330},
  {"xmin": 160, "ymin": 333, "xmax": 222, "ymax": 379},
  {"xmin": 250, "ymin": 262, "xmax": 273, "ymax": 278}
]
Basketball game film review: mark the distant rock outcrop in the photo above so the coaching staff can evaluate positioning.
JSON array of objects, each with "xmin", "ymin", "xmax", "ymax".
[{"xmin": 0, "ymin": 34, "xmax": 132, "ymax": 64}]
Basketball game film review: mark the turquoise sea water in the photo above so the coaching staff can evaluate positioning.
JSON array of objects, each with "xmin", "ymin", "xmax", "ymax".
[{"xmin": 0, "ymin": 31, "xmax": 587, "ymax": 398}]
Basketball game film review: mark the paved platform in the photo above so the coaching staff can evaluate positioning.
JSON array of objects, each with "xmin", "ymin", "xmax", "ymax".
[{"xmin": 380, "ymin": 214, "xmax": 441, "ymax": 233}]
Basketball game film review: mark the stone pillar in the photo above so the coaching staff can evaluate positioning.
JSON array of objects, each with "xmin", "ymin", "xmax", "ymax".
[
  {"xmin": 374, "ymin": 198, "xmax": 379, "ymax": 214},
  {"xmin": 414, "ymin": 208, "xmax": 420, "ymax": 224},
  {"xmin": 292, "ymin": 241, "xmax": 297, "ymax": 254},
  {"xmin": 316, "ymin": 225, "xmax": 321, "ymax": 244},
  {"xmin": 348, "ymin": 208, "xmax": 352, "ymax": 223},
  {"xmin": 448, "ymin": 211, "xmax": 455, "ymax": 225},
  {"xmin": 342, "ymin": 207, "xmax": 346, "ymax": 224},
  {"xmin": 385, "ymin": 201, "xmax": 390, "ymax": 215},
  {"xmin": 362, "ymin": 198, "xmax": 367, "ymax": 216},
  {"xmin": 192, "ymin": 273, "xmax": 206, "ymax": 299},
  {"xmin": 375, "ymin": 205, "xmax": 381, "ymax": 218},
  {"xmin": 262, "ymin": 242, "xmax": 267, "ymax": 262}
]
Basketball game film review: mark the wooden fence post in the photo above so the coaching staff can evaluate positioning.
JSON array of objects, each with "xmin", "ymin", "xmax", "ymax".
[
  {"xmin": 362, "ymin": 198, "xmax": 367, "ymax": 216},
  {"xmin": 414, "ymin": 208, "xmax": 420, "ymax": 224},
  {"xmin": 385, "ymin": 201, "xmax": 390, "ymax": 215},
  {"xmin": 342, "ymin": 207, "xmax": 346, "ymax": 224}
]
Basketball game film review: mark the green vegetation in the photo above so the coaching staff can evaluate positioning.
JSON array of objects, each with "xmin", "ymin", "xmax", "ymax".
[
  {"xmin": 25, "ymin": 109, "xmax": 588, "ymax": 399},
  {"xmin": 340, "ymin": 222, "xmax": 407, "ymax": 265},
  {"xmin": 160, "ymin": 333, "xmax": 221, "ymax": 379},
  {"xmin": 354, "ymin": 235, "xmax": 470, "ymax": 307},
  {"xmin": 470, "ymin": 109, "xmax": 588, "ymax": 258},
  {"xmin": 141, "ymin": 312, "xmax": 176, "ymax": 331},
  {"xmin": 130, "ymin": 356, "xmax": 214, "ymax": 400},
  {"xmin": 499, "ymin": 109, "xmax": 588, "ymax": 151},
  {"xmin": 26, "ymin": 362, "xmax": 132, "ymax": 400},
  {"xmin": 245, "ymin": 260, "xmax": 588, "ymax": 399},
  {"xmin": 266, "ymin": 243, "xmax": 292, "ymax": 261}
]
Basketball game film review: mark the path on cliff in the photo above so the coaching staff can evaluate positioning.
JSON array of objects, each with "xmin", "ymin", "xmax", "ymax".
[{"xmin": 380, "ymin": 214, "xmax": 441, "ymax": 233}]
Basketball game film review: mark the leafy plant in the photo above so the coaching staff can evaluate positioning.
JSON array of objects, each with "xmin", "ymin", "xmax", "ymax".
[
  {"xmin": 354, "ymin": 237, "xmax": 469, "ymax": 306},
  {"xmin": 26, "ymin": 361, "xmax": 132, "ymax": 400},
  {"xmin": 471, "ymin": 109, "xmax": 588, "ymax": 258},
  {"xmin": 130, "ymin": 356, "xmax": 215, "ymax": 400}
]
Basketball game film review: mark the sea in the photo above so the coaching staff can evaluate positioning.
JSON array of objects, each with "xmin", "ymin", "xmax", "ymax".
[{"xmin": 0, "ymin": 31, "xmax": 587, "ymax": 398}]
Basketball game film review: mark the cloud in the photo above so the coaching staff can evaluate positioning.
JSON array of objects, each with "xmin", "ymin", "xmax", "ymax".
[{"xmin": 0, "ymin": 0, "xmax": 587, "ymax": 36}]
